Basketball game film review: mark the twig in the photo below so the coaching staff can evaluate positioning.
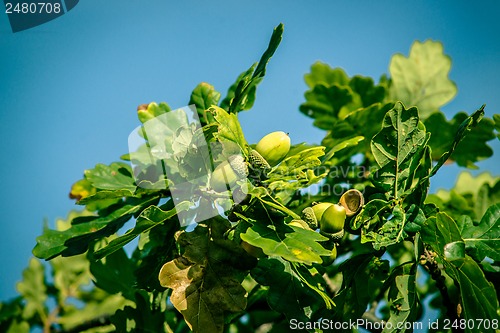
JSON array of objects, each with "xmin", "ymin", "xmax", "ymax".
[{"xmin": 420, "ymin": 247, "xmax": 460, "ymax": 325}]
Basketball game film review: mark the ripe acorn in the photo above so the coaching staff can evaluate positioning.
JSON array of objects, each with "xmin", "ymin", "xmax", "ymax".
[
  {"xmin": 255, "ymin": 131, "xmax": 291, "ymax": 166},
  {"xmin": 320, "ymin": 204, "xmax": 346, "ymax": 234}
]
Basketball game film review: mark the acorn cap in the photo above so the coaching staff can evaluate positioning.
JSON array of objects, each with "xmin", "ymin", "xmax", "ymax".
[
  {"xmin": 339, "ymin": 189, "xmax": 364, "ymax": 217},
  {"xmin": 320, "ymin": 228, "xmax": 345, "ymax": 242},
  {"xmin": 301, "ymin": 207, "xmax": 318, "ymax": 229},
  {"xmin": 249, "ymin": 149, "xmax": 271, "ymax": 170},
  {"xmin": 228, "ymin": 155, "xmax": 249, "ymax": 179}
]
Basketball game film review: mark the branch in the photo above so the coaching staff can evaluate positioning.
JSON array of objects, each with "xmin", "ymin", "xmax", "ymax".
[{"xmin": 420, "ymin": 247, "xmax": 459, "ymax": 322}]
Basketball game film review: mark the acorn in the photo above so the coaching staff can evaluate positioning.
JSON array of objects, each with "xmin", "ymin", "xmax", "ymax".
[
  {"xmin": 210, "ymin": 155, "xmax": 248, "ymax": 192},
  {"xmin": 311, "ymin": 202, "xmax": 334, "ymax": 223},
  {"xmin": 320, "ymin": 204, "xmax": 346, "ymax": 234},
  {"xmin": 255, "ymin": 131, "xmax": 291, "ymax": 166},
  {"xmin": 339, "ymin": 189, "xmax": 364, "ymax": 217}
]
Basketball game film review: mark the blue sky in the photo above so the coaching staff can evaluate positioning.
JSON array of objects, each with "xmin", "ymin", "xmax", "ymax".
[{"xmin": 0, "ymin": 0, "xmax": 499, "ymax": 301}]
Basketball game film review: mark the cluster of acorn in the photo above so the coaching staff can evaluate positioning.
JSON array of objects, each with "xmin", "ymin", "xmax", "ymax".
[
  {"xmin": 290, "ymin": 189, "xmax": 364, "ymax": 265},
  {"xmin": 210, "ymin": 131, "xmax": 291, "ymax": 192},
  {"xmin": 210, "ymin": 130, "xmax": 365, "ymax": 267}
]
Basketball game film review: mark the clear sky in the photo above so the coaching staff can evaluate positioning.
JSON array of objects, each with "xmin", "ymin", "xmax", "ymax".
[{"xmin": 0, "ymin": 0, "xmax": 499, "ymax": 301}]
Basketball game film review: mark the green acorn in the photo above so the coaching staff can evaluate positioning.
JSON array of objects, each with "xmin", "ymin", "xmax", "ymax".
[
  {"xmin": 255, "ymin": 131, "xmax": 291, "ymax": 166},
  {"xmin": 320, "ymin": 204, "xmax": 346, "ymax": 234},
  {"xmin": 210, "ymin": 155, "xmax": 248, "ymax": 192},
  {"xmin": 311, "ymin": 202, "xmax": 334, "ymax": 223}
]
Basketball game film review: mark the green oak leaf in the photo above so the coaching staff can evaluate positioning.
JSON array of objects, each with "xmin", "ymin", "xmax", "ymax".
[
  {"xmin": 474, "ymin": 181, "xmax": 500, "ymax": 220},
  {"xmin": 16, "ymin": 258, "xmax": 47, "ymax": 320},
  {"xmin": 240, "ymin": 222, "xmax": 330, "ymax": 265},
  {"xmin": 137, "ymin": 101, "xmax": 171, "ymax": 123},
  {"xmin": 50, "ymin": 252, "xmax": 91, "ymax": 303},
  {"xmin": 322, "ymin": 136, "xmax": 364, "ymax": 163},
  {"xmin": 302, "ymin": 62, "xmax": 386, "ymax": 128},
  {"xmin": 304, "ymin": 62, "xmax": 349, "ymax": 88},
  {"xmin": 329, "ymin": 255, "xmax": 389, "ymax": 322},
  {"xmin": 265, "ymin": 145, "xmax": 328, "ymax": 204},
  {"xmin": 84, "ymin": 162, "xmax": 137, "ymax": 191},
  {"xmin": 189, "ymin": 82, "xmax": 221, "ymax": 125},
  {"xmin": 33, "ymin": 196, "xmax": 159, "ymax": 260},
  {"xmin": 111, "ymin": 291, "xmax": 168, "ymax": 333},
  {"xmin": 348, "ymin": 75, "xmax": 386, "ymax": 107},
  {"xmin": 158, "ymin": 221, "xmax": 256, "ymax": 333},
  {"xmin": 404, "ymin": 145, "xmax": 432, "ymax": 206},
  {"xmin": 424, "ymin": 111, "xmax": 495, "ymax": 169},
  {"xmin": 93, "ymin": 202, "xmax": 189, "ymax": 259},
  {"xmin": 220, "ymin": 23, "xmax": 283, "ymax": 114},
  {"xmin": 5, "ymin": 319, "xmax": 29, "ymax": 333},
  {"xmin": 219, "ymin": 65, "xmax": 256, "ymax": 112},
  {"xmin": 389, "ymin": 40, "xmax": 457, "ymax": 119},
  {"xmin": 211, "ymin": 106, "xmax": 248, "ymax": 155},
  {"xmin": 57, "ymin": 294, "xmax": 126, "ymax": 332},
  {"xmin": 419, "ymin": 212, "xmax": 499, "ymax": 330},
  {"xmin": 494, "ymin": 114, "xmax": 500, "ymax": 139},
  {"xmin": 0, "ymin": 298, "xmax": 23, "ymax": 324},
  {"xmin": 426, "ymin": 106, "xmax": 493, "ymax": 171},
  {"xmin": 321, "ymin": 103, "xmax": 394, "ymax": 163},
  {"xmin": 457, "ymin": 203, "xmax": 500, "ymax": 261},
  {"xmin": 77, "ymin": 189, "xmax": 137, "ymax": 205},
  {"xmin": 133, "ymin": 218, "xmax": 179, "ymax": 290},
  {"xmin": 89, "ymin": 248, "xmax": 136, "ymax": 300},
  {"xmin": 300, "ymin": 84, "xmax": 354, "ymax": 129},
  {"xmin": 443, "ymin": 257, "xmax": 499, "ymax": 333},
  {"xmin": 352, "ymin": 198, "xmax": 390, "ymax": 231},
  {"xmin": 267, "ymin": 146, "xmax": 325, "ymax": 182},
  {"xmin": 370, "ymin": 102, "xmax": 429, "ymax": 198},
  {"xmin": 362, "ymin": 204, "xmax": 407, "ymax": 250},
  {"xmin": 426, "ymin": 171, "xmax": 499, "ymax": 221},
  {"xmin": 383, "ymin": 273, "xmax": 418, "ymax": 333},
  {"xmin": 251, "ymin": 257, "xmax": 332, "ymax": 322},
  {"xmin": 421, "ymin": 212, "xmax": 463, "ymax": 250}
]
